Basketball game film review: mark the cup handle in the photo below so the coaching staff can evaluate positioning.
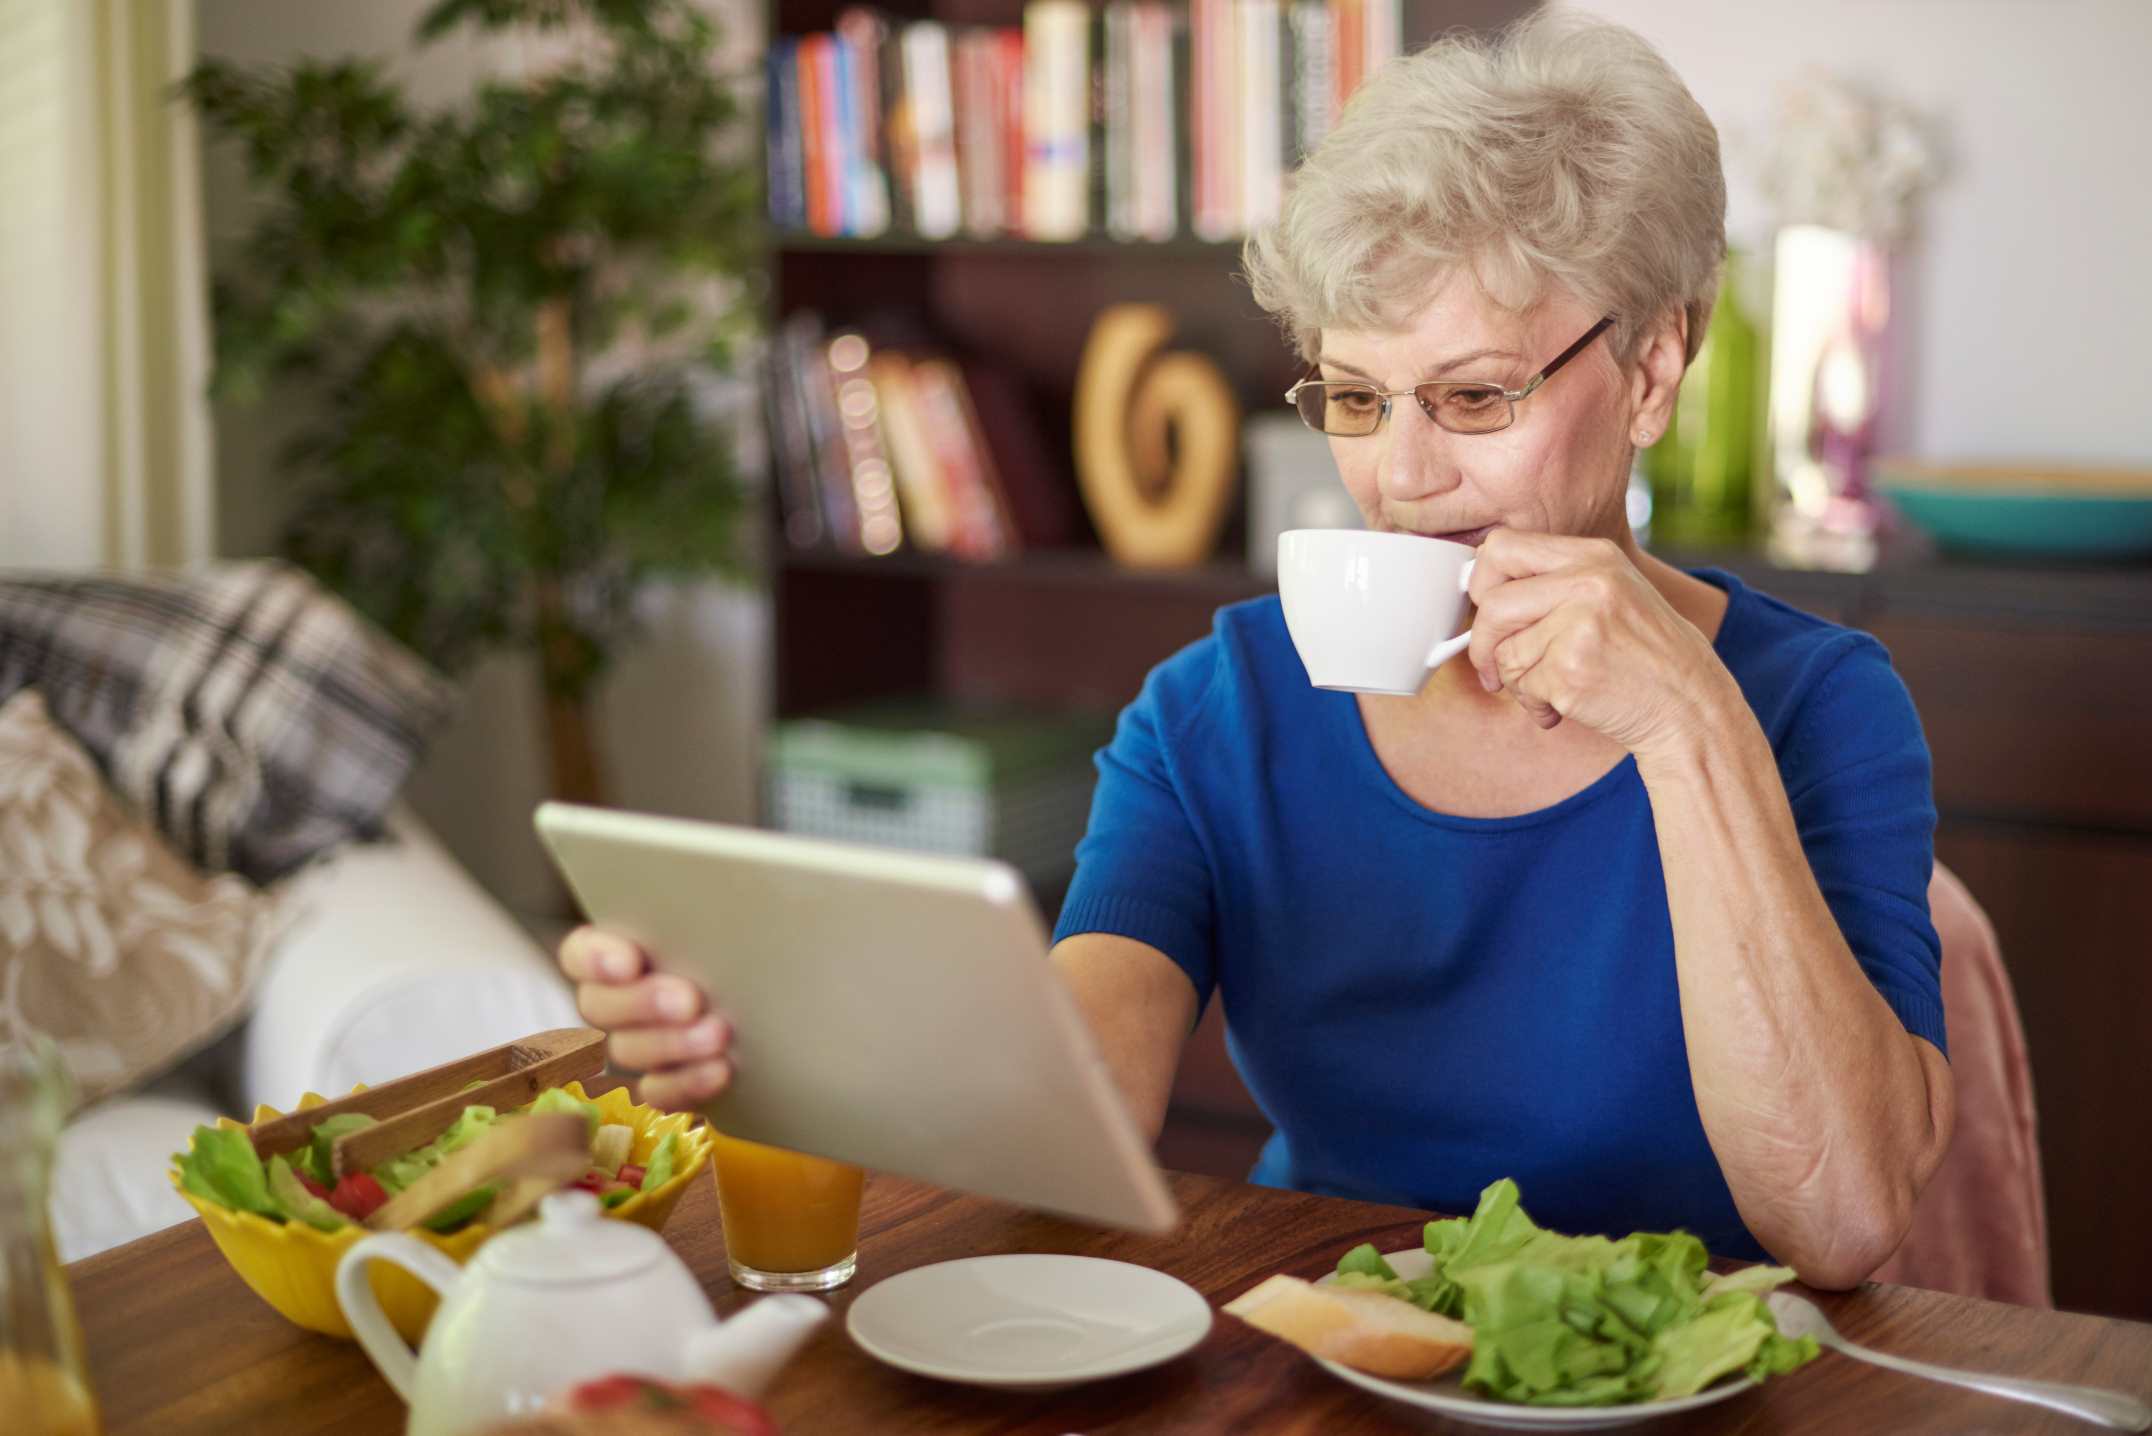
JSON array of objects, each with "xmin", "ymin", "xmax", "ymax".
[
  {"xmin": 1423, "ymin": 558, "xmax": 1477, "ymax": 671},
  {"xmin": 335, "ymin": 1232, "xmax": 463, "ymax": 1403}
]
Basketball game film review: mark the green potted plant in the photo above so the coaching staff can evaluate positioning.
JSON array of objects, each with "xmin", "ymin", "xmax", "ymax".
[{"xmin": 187, "ymin": 0, "xmax": 762, "ymax": 803}]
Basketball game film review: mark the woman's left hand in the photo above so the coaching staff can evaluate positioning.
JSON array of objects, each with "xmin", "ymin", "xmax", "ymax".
[{"xmin": 1463, "ymin": 528, "xmax": 1733, "ymax": 757}]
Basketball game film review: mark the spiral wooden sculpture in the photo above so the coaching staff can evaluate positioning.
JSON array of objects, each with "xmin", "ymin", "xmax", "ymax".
[{"xmin": 1073, "ymin": 303, "xmax": 1241, "ymax": 568}]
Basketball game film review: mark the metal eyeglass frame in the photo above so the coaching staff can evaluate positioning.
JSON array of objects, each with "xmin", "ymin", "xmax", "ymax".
[{"xmin": 1283, "ymin": 316, "xmax": 1616, "ymax": 436}]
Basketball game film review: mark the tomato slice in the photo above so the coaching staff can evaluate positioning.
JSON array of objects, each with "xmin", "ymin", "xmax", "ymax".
[
  {"xmin": 562, "ymin": 1374, "xmax": 780, "ymax": 1434},
  {"xmin": 328, "ymin": 1172, "xmax": 389, "ymax": 1221}
]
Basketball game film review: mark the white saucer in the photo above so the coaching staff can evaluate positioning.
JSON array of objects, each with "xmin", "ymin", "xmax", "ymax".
[{"xmin": 844, "ymin": 1254, "xmax": 1213, "ymax": 1391}]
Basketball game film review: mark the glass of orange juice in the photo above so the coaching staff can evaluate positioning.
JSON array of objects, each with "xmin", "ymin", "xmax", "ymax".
[
  {"xmin": 708, "ymin": 1131, "xmax": 865, "ymax": 1292},
  {"xmin": 3, "ymin": 1036, "xmax": 104, "ymax": 1435}
]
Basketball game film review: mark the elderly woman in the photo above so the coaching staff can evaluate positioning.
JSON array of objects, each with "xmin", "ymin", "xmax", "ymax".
[{"xmin": 560, "ymin": 12, "xmax": 1951, "ymax": 1289}]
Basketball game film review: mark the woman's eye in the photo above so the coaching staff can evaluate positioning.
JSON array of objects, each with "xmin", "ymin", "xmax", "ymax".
[
  {"xmin": 1333, "ymin": 389, "xmax": 1380, "ymax": 412},
  {"xmin": 1443, "ymin": 386, "xmax": 1502, "ymax": 411}
]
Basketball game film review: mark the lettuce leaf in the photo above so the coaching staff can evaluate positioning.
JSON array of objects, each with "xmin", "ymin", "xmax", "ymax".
[
  {"xmin": 267, "ymin": 1154, "xmax": 347, "ymax": 1232},
  {"xmin": 373, "ymin": 1104, "xmax": 499, "ymax": 1193},
  {"xmin": 639, "ymin": 1133, "xmax": 680, "ymax": 1193},
  {"xmin": 530, "ymin": 1088, "xmax": 602, "ymax": 1140},
  {"xmin": 299, "ymin": 1113, "xmax": 378, "ymax": 1188},
  {"xmin": 174, "ymin": 1126, "xmax": 279, "ymax": 1219},
  {"xmin": 1335, "ymin": 1178, "xmax": 1818, "ymax": 1406}
]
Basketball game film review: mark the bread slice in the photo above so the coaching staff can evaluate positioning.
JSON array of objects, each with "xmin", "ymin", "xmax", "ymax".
[{"xmin": 1222, "ymin": 1274, "xmax": 1474, "ymax": 1381}]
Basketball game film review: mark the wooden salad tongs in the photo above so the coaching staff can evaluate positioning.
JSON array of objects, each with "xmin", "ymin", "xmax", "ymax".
[
  {"xmin": 363, "ymin": 1111, "xmax": 592, "ymax": 1232},
  {"xmin": 244, "ymin": 1027, "xmax": 608, "ymax": 1181}
]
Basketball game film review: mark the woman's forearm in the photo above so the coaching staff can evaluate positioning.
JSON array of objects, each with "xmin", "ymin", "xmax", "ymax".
[{"xmin": 1636, "ymin": 698, "xmax": 1953, "ymax": 1288}]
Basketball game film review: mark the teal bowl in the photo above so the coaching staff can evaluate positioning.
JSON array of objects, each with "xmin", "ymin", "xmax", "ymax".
[{"xmin": 1877, "ymin": 463, "xmax": 2152, "ymax": 560}]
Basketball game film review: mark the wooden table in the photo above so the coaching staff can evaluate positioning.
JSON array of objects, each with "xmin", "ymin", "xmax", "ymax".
[{"xmin": 69, "ymin": 1169, "xmax": 2152, "ymax": 1433}]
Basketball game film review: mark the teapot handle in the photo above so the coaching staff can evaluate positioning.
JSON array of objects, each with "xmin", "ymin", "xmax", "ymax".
[{"xmin": 335, "ymin": 1232, "xmax": 464, "ymax": 1403}]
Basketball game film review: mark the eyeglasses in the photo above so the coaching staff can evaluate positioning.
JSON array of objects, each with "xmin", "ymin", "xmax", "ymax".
[{"xmin": 1284, "ymin": 316, "xmax": 1616, "ymax": 437}]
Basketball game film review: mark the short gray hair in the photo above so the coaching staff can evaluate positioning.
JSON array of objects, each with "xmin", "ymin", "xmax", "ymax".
[{"xmin": 1242, "ymin": 9, "xmax": 1726, "ymax": 367}]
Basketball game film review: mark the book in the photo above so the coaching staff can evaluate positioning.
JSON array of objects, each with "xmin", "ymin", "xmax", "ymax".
[
  {"xmin": 1238, "ymin": 0, "xmax": 1284, "ymax": 232},
  {"xmin": 996, "ymin": 29, "xmax": 1026, "ymax": 234},
  {"xmin": 953, "ymin": 28, "xmax": 1009, "ymax": 238},
  {"xmin": 867, "ymin": 351, "xmax": 956, "ymax": 552},
  {"xmin": 1288, "ymin": 0, "xmax": 1333, "ymax": 162},
  {"xmin": 835, "ymin": 8, "xmax": 894, "ymax": 237},
  {"xmin": 797, "ymin": 34, "xmax": 836, "ymax": 236},
  {"xmin": 1362, "ymin": 0, "xmax": 1400, "ymax": 84},
  {"xmin": 765, "ymin": 325, "xmax": 826, "ymax": 549},
  {"xmin": 911, "ymin": 357, "xmax": 1015, "ymax": 560},
  {"xmin": 779, "ymin": 312, "xmax": 862, "ymax": 551},
  {"xmin": 879, "ymin": 17, "xmax": 917, "ymax": 232},
  {"xmin": 900, "ymin": 21, "xmax": 961, "ymax": 239},
  {"xmin": 766, "ymin": 37, "xmax": 807, "ymax": 231},
  {"xmin": 1023, "ymin": 0, "xmax": 1092, "ymax": 241},
  {"xmin": 826, "ymin": 330, "xmax": 905, "ymax": 554},
  {"xmin": 1333, "ymin": 0, "xmax": 1363, "ymax": 127},
  {"xmin": 1099, "ymin": 5, "xmax": 1127, "ymax": 240},
  {"xmin": 1128, "ymin": 2, "xmax": 1182, "ymax": 240}
]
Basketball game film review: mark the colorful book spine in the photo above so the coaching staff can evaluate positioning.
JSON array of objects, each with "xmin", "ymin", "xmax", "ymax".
[
  {"xmin": 1362, "ymin": 0, "xmax": 1400, "ymax": 84},
  {"xmin": 996, "ymin": 30, "xmax": 1026, "ymax": 232},
  {"xmin": 797, "ymin": 35, "xmax": 832, "ymax": 236},
  {"xmin": 835, "ymin": 8, "xmax": 893, "ymax": 237},
  {"xmin": 901, "ymin": 21, "xmax": 962, "ymax": 239},
  {"xmin": 826, "ymin": 330, "xmax": 905, "ymax": 555},
  {"xmin": 953, "ymin": 29, "xmax": 1009, "ymax": 238},
  {"xmin": 1237, "ymin": 0, "xmax": 1284, "ymax": 233},
  {"xmin": 910, "ymin": 357, "xmax": 1014, "ymax": 560},
  {"xmin": 1128, "ymin": 2, "xmax": 1182, "ymax": 241},
  {"xmin": 1023, "ymin": 0, "xmax": 1092, "ymax": 241},
  {"xmin": 766, "ymin": 37, "xmax": 807, "ymax": 231},
  {"xmin": 780, "ymin": 312, "xmax": 861, "ymax": 552},
  {"xmin": 1332, "ymin": 0, "xmax": 1363, "ymax": 128},
  {"xmin": 764, "ymin": 327, "xmax": 824, "ymax": 550},
  {"xmin": 867, "ymin": 350, "xmax": 955, "ymax": 552},
  {"xmin": 1289, "ymin": 0, "xmax": 1333, "ymax": 162}
]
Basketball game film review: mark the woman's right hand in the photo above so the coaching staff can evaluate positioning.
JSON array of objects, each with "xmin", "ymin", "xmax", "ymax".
[{"xmin": 558, "ymin": 926, "xmax": 734, "ymax": 1112}]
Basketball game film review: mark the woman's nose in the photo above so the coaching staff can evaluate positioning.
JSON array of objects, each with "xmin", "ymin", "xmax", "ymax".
[{"xmin": 1375, "ymin": 407, "xmax": 1463, "ymax": 505}]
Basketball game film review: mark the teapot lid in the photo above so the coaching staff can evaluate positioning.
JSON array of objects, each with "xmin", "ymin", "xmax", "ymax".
[{"xmin": 473, "ymin": 1190, "xmax": 667, "ymax": 1285}]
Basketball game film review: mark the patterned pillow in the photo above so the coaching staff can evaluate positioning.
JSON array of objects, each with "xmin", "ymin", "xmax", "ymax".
[
  {"xmin": 0, "ymin": 561, "xmax": 456, "ymax": 884},
  {"xmin": 0, "ymin": 688, "xmax": 286, "ymax": 1108}
]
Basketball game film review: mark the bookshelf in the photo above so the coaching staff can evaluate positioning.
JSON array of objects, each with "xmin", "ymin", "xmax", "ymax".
[
  {"xmin": 763, "ymin": 0, "xmax": 1536, "ymax": 722},
  {"xmin": 761, "ymin": 0, "xmax": 1536, "ymax": 1180}
]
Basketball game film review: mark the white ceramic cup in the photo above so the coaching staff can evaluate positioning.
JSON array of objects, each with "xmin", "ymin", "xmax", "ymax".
[{"xmin": 1276, "ymin": 528, "xmax": 1478, "ymax": 695}]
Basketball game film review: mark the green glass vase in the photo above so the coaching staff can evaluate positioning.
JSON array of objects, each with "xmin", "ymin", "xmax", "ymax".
[{"xmin": 1646, "ymin": 250, "xmax": 1761, "ymax": 548}]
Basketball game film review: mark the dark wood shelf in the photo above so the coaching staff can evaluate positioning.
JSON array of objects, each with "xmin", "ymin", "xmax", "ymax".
[
  {"xmin": 775, "ymin": 544, "xmax": 1272, "ymax": 602},
  {"xmin": 774, "ymin": 539, "xmax": 2152, "ymax": 632},
  {"xmin": 769, "ymin": 229, "xmax": 1248, "ymax": 259}
]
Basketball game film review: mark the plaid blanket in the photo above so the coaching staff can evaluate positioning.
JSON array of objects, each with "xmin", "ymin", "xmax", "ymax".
[{"xmin": 0, "ymin": 561, "xmax": 457, "ymax": 885}]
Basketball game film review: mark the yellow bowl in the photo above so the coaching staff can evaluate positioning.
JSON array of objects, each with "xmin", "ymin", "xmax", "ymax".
[{"xmin": 169, "ymin": 1080, "xmax": 713, "ymax": 1343}]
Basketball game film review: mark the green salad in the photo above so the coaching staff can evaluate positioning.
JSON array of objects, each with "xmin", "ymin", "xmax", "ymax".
[
  {"xmin": 1333, "ymin": 1179, "xmax": 1818, "ymax": 1406},
  {"xmin": 173, "ymin": 1086, "xmax": 681, "ymax": 1236}
]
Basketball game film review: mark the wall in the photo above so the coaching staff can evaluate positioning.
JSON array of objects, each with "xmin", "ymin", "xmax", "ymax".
[
  {"xmin": 194, "ymin": 0, "xmax": 770, "ymax": 913},
  {"xmin": 1560, "ymin": 0, "xmax": 2152, "ymax": 466}
]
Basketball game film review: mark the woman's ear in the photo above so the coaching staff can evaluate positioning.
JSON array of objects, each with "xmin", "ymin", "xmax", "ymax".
[{"xmin": 1627, "ymin": 311, "xmax": 1689, "ymax": 448}]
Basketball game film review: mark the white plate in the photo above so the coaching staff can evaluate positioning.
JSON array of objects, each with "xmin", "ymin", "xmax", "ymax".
[
  {"xmin": 845, "ymin": 1254, "xmax": 1213, "ymax": 1391},
  {"xmin": 1307, "ymin": 1249, "xmax": 1757, "ymax": 1431}
]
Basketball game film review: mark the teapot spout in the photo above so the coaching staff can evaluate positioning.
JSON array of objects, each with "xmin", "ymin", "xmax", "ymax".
[{"xmin": 683, "ymin": 1294, "xmax": 829, "ymax": 1401}]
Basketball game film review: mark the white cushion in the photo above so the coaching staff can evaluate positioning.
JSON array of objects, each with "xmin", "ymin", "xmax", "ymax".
[
  {"xmin": 54, "ymin": 807, "xmax": 582, "ymax": 1261},
  {"xmin": 52, "ymin": 1080, "xmax": 221, "ymax": 1263},
  {"xmin": 238, "ymin": 806, "xmax": 579, "ymax": 1111}
]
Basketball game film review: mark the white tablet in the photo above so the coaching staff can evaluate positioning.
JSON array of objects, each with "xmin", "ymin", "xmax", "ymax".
[{"xmin": 533, "ymin": 802, "xmax": 1179, "ymax": 1234}]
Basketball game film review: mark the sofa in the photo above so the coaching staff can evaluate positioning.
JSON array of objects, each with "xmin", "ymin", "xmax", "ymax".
[{"xmin": 51, "ymin": 805, "xmax": 580, "ymax": 1262}]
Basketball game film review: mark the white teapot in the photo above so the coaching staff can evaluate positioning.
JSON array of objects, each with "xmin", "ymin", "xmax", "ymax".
[{"xmin": 336, "ymin": 1190, "xmax": 826, "ymax": 1436}]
